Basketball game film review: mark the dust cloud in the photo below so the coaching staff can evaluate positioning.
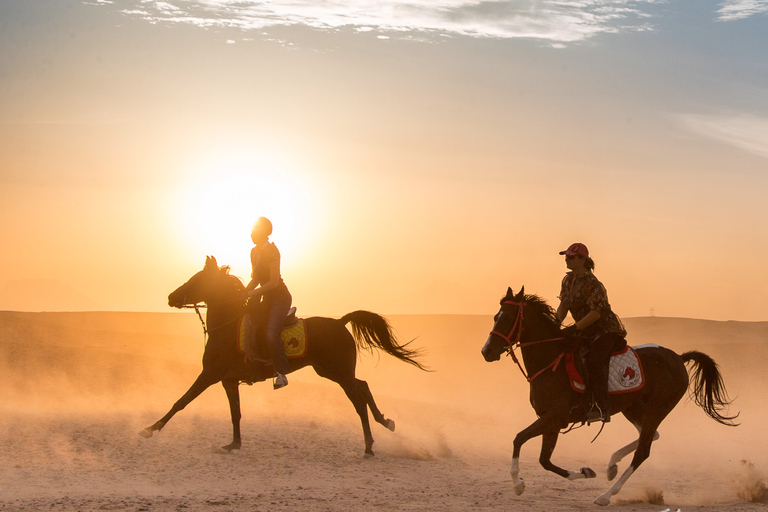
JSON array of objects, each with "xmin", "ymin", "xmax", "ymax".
[
  {"xmin": 736, "ymin": 460, "xmax": 768, "ymax": 504},
  {"xmin": 1, "ymin": 310, "xmax": 767, "ymax": 511}
]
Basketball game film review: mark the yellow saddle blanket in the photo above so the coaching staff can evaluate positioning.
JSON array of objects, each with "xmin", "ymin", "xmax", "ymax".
[{"xmin": 237, "ymin": 317, "xmax": 308, "ymax": 359}]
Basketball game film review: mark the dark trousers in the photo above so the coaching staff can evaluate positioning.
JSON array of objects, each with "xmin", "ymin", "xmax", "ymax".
[
  {"xmin": 586, "ymin": 333, "xmax": 626, "ymax": 408},
  {"xmin": 246, "ymin": 290, "xmax": 292, "ymax": 375}
]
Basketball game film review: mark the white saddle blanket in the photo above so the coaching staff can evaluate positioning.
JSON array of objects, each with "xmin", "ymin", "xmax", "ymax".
[{"xmin": 570, "ymin": 346, "xmax": 645, "ymax": 394}]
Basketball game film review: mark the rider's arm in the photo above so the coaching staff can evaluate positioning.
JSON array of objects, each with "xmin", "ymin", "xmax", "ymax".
[
  {"xmin": 248, "ymin": 260, "xmax": 280, "ymax": 298},
  {"xmin": 556, "ymin": 301, "xmax": 568, "ymax": 323},
  {"xmin": 575, "ymin": 309, "xmax": 601, "ymax": 330}
]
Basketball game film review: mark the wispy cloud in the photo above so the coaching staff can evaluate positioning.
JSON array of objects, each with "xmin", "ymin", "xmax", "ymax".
[
  {"xmin": 716, "ymin": 0, "xmax": 768, "ymax": 21},
  {"xmin": 92, "ymin": 0, "xmax": 661, "ymax": 44},
  {"xmin": 680, "ymin": 113, "xmax": 768, "ymax": 160}
]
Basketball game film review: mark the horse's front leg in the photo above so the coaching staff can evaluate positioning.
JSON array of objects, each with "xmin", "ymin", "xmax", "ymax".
[
  {"xmin": 539, "ymin": 430, "xmax": 597, "ymax": 481},
  {"xmin": 220, "ymin": 379, "xmax": 242, "ymax": 452},
  {"xmin": 139, "ymin": 372, "xmax": 218, "ymax": 438},
  {"xmin": 510, "ymin": 415, "xmax": 560, "ymax": 495}
]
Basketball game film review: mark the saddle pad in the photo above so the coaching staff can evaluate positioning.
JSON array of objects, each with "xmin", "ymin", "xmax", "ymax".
[
  {"xmin": 567, "ymin": 346, "xmax": 644, "ymax": 394},
  {"xmin": 281, "ymin": 319, "xmax": 308, "ymax": 358},
  {"xmin": 237, "ymin": 317, "xmax": 308, "ymax": 359}
]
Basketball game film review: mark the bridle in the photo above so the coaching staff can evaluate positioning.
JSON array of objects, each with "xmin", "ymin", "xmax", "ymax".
[
  {"xmin": 180, "ymin": 295, "xmax": 243, "ymax": 345},
  {"xmin": 180, "ymin": 302, "xmax": 209, "ymax": 341},
  {"xmin": 489, "ymin": 300, "xmax": 565, "ymax": 383}
]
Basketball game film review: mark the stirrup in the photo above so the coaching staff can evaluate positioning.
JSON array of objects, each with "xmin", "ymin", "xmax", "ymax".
[{"xmin": 586, "ymin": 404, "xmax": 610, "ymax": 423}]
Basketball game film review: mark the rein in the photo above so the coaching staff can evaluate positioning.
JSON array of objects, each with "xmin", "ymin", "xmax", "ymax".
[
  {"xmin": 489, "ymin": 300, "xmax": 565, "ymax": 383},
  {"xmin": 181, "ymin": 301, "xmax": 242, "ymax": 345}
]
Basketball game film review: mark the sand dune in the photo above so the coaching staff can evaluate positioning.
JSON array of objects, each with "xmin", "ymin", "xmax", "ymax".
[{"xmin": 1, "ymin": 311, "xmax": 766, "ymax": 511}]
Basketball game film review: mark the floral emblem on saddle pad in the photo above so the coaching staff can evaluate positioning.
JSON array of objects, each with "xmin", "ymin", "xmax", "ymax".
[{"xmin": 607, "ymin": 347, "xmax": 644, "ymax": 393}]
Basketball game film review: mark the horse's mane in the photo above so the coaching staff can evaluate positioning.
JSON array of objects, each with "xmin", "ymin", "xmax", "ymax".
[
  {"xmin": 501, "ymin": 291, "xmax": 562, "ymax": 329},
  {"xmin": 218, "ymin": 266, "xmax": 246, "ymax": 294}
]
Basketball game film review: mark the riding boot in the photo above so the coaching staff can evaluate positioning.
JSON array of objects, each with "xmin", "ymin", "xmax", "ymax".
[{"xmin": 587, "ymin": 365, "xmax": 610, "ymax": 423}]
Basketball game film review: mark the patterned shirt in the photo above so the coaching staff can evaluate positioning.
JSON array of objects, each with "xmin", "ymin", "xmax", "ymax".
[{"xmin": 559, "ymin": 271, "xmax": 626, "ymax": 341}]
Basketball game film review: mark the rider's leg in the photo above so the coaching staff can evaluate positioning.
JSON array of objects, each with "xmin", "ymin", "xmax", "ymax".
[
  {"xmin": 265, "ymin": 292, "xmax": 292, "ymax": 387},
  {"xmin": 586, "ymin": 335, "xmax": 617, "ymax": 421},
  {"xmin": 244, "ymin": 311, "xmax": 256, "ymax": 362},
  {"xmin": 244, "ymin": 301, "xmax": 264, "ymax": 362}
]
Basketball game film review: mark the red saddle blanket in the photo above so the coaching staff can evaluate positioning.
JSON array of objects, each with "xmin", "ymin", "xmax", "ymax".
[{"xmin": 565, "ymin": 346, "xmax": 644, "ymax": 394}]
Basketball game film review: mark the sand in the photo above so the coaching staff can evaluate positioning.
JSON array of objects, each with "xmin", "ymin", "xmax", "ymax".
[{"xmin": 1, "ymin": 311, "xmax": 767, "ymax": 511}]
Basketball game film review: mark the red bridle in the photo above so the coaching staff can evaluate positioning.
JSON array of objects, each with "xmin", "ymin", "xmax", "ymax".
[
  {"xmin": 489, "ymin": 300, "xmax": 565, "ymax": 383},
  {"xmin": 489, "ymin": 300, "xmax": 526, "ymax": 347}
]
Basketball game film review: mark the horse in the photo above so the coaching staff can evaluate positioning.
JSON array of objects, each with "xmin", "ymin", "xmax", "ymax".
[
  {"xmin": 139, "ymin": 256, "xmax": 426, "ymax": 457},
  {"xmin": 481, "ymin": 287, "xmax": 738, "ymax": 506}
]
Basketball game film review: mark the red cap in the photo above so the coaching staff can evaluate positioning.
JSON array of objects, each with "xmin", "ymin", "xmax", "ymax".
[{"xmin": 559, "ymin": 243, "xmax": 589, "ymax": 257}]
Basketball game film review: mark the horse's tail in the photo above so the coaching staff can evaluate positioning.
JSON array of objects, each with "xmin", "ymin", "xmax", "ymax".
[
  {"xmin": 681, "ymin": 350, "xmax": 739, "ymax": 426},
  {"xmin": 340, "ymin": 311, "xmax": 428, "ymax": 371}
]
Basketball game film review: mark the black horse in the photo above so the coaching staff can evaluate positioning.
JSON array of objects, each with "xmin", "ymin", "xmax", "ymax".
[
  {"xmin": 139, "ymin": 256, "xmax": 426, "ymax": 457},
  {"xmin": 481, "ymin": 287, "xmax": 737, "ymax": 506}
]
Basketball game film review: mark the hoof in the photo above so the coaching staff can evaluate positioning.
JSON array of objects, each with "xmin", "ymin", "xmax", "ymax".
[
  {"xmin": 386, "ymin": 419, "xmax": 396, "ymax": 432},
  {"xmin": 607, "ymin": 464, "xmax": 618, "ymax": 481},
  {"xmin": 581, "ymin": 467, "xmax": 596, "ymax": 479},
  {"xmin": 138, "ymin": 428, "xmax": 153, "ymax": 439},
  {"xmin": 364, "ymin": 451, "xmax": 375, "ymax": 459},
  {"xmin": 219, "ymin": 443, "xmax": 240, "ymax": 453},
  {"xmin": 594, "ymin": 495, "xmax": 611, "ymax": 506},
  {"xmin": 513, "ymin": 479, "xmax": 525, "ymax": 496}
]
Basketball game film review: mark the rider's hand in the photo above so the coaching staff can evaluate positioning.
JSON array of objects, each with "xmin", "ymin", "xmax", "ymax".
[{"xmin": 561, "ymin": 324, "xmax": 579, "ymax": 338}]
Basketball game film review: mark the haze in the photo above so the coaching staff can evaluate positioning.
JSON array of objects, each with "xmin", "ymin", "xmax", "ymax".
[
  {"xmin": 1, "ymin": 311, "xmax": 766, "ymax": 510},
  {"xmin": 1, "ymin": 1, "xmax": 767, "ymax": 320}
]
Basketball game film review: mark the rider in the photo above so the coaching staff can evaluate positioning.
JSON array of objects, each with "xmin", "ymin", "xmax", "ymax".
[
  {"xmin": 556, "ymin": 243, "xmax": 626, "ymax": 423},
  {"xmin": 245, "ymin": 217, "xmax": 293, "ymax": 390}
]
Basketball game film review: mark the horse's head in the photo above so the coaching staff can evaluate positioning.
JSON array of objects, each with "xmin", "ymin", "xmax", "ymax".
[
  {"xmin": 482, "ymin": 286, "xmax": 525, "ymax": 362},
  {"xmin": 168, "ymin": 256, "xmax": 242, "ymax": 308}
]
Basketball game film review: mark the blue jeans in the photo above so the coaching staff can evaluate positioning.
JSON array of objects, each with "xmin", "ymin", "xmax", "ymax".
[{"xmin": 262, "ymin": 291, "xmax": 292, "ymax": 375}]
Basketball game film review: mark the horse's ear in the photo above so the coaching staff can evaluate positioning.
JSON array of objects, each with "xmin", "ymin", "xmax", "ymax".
[
  {"xmin": 516, "ymin": 286, "xmax": 525, "ymax": 300},
  {"xmin": 204, "ymin": 255, "xmax": 217, "ymax": 270},
  {"xmin": 507, "ymin": 286, "xmax": 513, "ymax": 298}
]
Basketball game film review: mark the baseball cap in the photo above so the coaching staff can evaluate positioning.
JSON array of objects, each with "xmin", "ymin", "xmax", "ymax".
[{"xmin": 559, "ymin": 243, "xmax": 589, "ymax": 257}]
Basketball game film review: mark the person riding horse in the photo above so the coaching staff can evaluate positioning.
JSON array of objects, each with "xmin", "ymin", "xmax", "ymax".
[
  {"xmin": 556, "ymin": 242, "xmax": 626, "ymax": 423},
  {"xmin": 244, "ymin": 217, "xmax": 292, "ymax": 390}
]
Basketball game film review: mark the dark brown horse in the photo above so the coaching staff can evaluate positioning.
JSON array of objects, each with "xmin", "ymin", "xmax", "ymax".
[
  {"xmin": 139, "ymin": 256, "xmax": 426, "ymax": 457},
  {"xmin": 481, "ymin": 287, "xmax": 738, "ymax": 506}
]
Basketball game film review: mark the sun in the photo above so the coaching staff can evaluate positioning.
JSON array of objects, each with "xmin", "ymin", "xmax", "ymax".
[{"xmin": 172, "ymin": 150, "xmax": 321, "ymax": 279}]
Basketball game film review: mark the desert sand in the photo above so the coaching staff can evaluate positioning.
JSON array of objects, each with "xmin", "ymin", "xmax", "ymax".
[{"xmin": 1, "ymin": 311, "xmax": 767, "ymax": 511}]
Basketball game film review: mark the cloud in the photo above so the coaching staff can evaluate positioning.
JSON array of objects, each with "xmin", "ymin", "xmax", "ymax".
[
  {"xmin": 680, "ymin": 113, "xmax": 768, "ymax": 160},
  {"xmin": 92, "ymin": 0, "xmax": 661, "ymax": 44},
  {"xmin": 716, "ymin": 0, "xmax": 768, "ymax": 21}
]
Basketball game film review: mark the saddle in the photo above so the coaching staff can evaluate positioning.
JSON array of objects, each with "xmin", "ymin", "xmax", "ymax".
[
  {"xmin": 284, "ymin": 306, "xmax": 298, "ymax": 328},
  {"xmin": 565, "ymin": 345, "xmax": 645, "ymax": 395}
]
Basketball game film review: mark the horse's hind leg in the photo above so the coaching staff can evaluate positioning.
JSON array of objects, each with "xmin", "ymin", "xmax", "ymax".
[
  {"xmin": 606, "ymin": 403, "xmax": 660, "ymax": 481},
  {"xmin": 338, "ymin": 379, "xmax": 375, "ymax": 458},
  {"xmin": 356, "ymin": 379, "xmax": 395, "ymax": 431},
  {"xmin": 539, "ymin": 430, "xmax": 597, "ymax": 481},
  {"xmin": 595, "ymin": 406, "xmax": 672, "ymax": 506}
]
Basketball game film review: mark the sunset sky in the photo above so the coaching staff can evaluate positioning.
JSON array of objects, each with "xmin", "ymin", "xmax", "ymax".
[{"xmin": 1, "ymin": 0, "xmax": 766, "ymax": 320}]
